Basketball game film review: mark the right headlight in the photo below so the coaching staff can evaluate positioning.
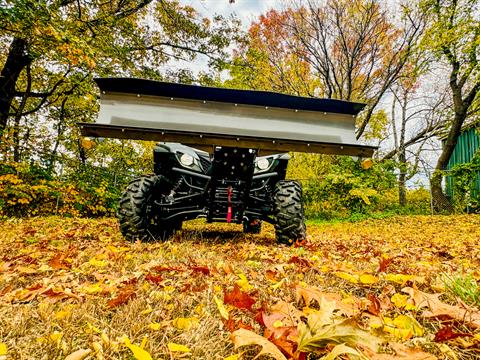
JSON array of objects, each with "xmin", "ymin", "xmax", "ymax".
[
  {"xmin": 256, "ymin": 158, "xmax": 270, "ymax": 170},
  {"xmin": 180, "ymin": 153, "xmax": 194, "ymax": 167}
]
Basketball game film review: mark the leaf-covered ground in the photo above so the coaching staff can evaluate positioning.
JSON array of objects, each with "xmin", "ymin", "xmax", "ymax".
[{"xmin": 1, "ymin": 216, "xmax": 480, "ymax": 360}]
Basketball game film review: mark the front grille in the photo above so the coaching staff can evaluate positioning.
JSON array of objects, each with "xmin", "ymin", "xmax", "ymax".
[{"xmin": 199, "ymin": 156, "xmax": 211, "ymax": 173}]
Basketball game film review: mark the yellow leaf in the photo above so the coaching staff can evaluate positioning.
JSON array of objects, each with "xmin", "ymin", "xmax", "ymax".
[
  {"xmin": 167, "ymin": 342, "xmax": 191, "ymax": 352},
  {"xmin": 124, "ymin": 340, "xmax": 152, "ymax": 360},
  {"xmin": 85, "ymin": 322, "xmax": 101, "ymax": 334},
  {"xmin": 214, "ymin": 295, "xmax": 229, "ymax": 320},
  {"xmin": 384, "ymin": 315, "xmax": 423, "ymax": 340},
  {"xmin": 224, "ymin": 355, "xmax": 240, "ymax": 360},
  {"xmin": 148, "ymin": 323, "xmax": 161, "ymax": 331},
  {"xmin": 359, "ymin": 274, "xmax": 378, "ymax": 285},
  {"xmin": 0, "ymin": 343, "xmax": 6, "ymax": 355},
  {"xmin": 65, "ymin": 349, "xmax": 92, "ymax": 360},
  {"xmin": 393, "ymin": 315, "xmax": 423, "ymax": 336},
  {"xmin": 55, "ymin": 310, "xmax": 72, "ymax": 320},
  {"xmin": 37, "ymin": 331, "xmax": 63, "ymax": 345},
  {"xmin": 194, "ymin": 303, "xmax": 205, "ymax": 316},
  {"xmin": 273, "ymin": 320, "xmax": 284, "ymax": 328},
  {"xmin": 140, "ymin": 306, "xmax": 153, "ymax": 315},
  {"xmin": 384, "ymin": 273, "xmax": 424, "ymax": 284},
  {"xmin": 88, "ymin": 258, "xmax": 107, "ymax": 267},
  {"xmin": 172, "ymin": 317, "xmax": 199, "ymax": 331},
  {"xmin": 391, "ymin": 293, "xmax": 408, "ymax": 308},
  {"xmin": 82, "ymin": 283, "xmax": 103, "ymax": 294},
  {"xmin": 236, "ymin": 273, "xmax": 253, "ymax": 291},
  {"xmin": 270, "ymin": 278, "xmax": 285, "ymax": 290},
  {"xmin": 333, "ymin": 271, "xmax": 358, "ymax": 284}
]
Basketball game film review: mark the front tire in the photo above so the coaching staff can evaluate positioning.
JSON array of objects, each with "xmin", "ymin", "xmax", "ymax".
[
  {"xmin": 117, "ymin": 175, "xmax": 179, "ymax": 242},
  {"xmin": 273, "ymin": 180, "xmax": 306, "ymax": 245},
  {"xmin": 243, "ymin": 220, "xmax": 262, "ymax": 234}
]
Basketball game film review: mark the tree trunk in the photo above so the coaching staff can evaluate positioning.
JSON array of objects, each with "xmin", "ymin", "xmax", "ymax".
[
  {"xmin": 430, "ymin": 169, "xmax": 452, "ymax": 213},
  {"xmin": 430, "ymin": 112, "xmax": 465, "ymax": 212},
  {"xmin": 398, "ymin": 150, "xmax": 407, "ymax": 207},
  {"xmin": 0, "ymin": 37, "xmax": 32, "ymax": 141}
]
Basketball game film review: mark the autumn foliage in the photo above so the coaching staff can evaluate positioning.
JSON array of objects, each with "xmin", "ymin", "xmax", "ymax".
[{"xmin": 1, "ymin": 216, "xmax": 480, "ymax": 359}]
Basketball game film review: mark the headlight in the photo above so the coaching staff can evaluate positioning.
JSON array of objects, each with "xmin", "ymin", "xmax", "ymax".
[
  {"xmin": 180, "ymin": 153, "xmax": 194, "ymax": 166},
  {"xmin": 256, "ymin": 158, "xmax": 270, "ymax": 170}
]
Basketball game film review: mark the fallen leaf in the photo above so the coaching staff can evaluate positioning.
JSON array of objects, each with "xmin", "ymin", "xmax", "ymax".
[
  {"xmin": 403, "ymin": 287, "xmax": 480, "ymax": 328},
  {"xmin": 288, "ymin": 256, "xmax": 312, "ymax": 268},
  {"xmin": 367, "ymin": 294, "xmax": 381, "ymax": 316},
  {"xmin": 236, "ymin": 273, "xmax": 253, "ymax": 292},
  {"xmin": 144, "ymin": 273, "xmax": 163, "ymax": 285},
  {"xmin": 48, "ymin": 253, "xmax": 72, "ymax": 270},
  {"xmin": 298, "ymin": 316, "xmax": 381, "ymax": 353},
  {"xmin": 167, "ymin": 342, "xmax": 191, "ymax": 352},
  {"xmin": 296, "ymin": 286, "xmax": 356, "ymax": 317},
  {"xmin": 359, "ymin": 274, "xmax": 378, "ymax": 285},
  {"xmin": 333, "ymin": 271, "xmax": 358, "ymax": 284},
  {"xmin": 434, "ymin": 326, "xmax": 472, "ymax": 342},
  {"xmin": 224, "ymin": 284, "xmax": 256, "ymax": 311},
  {"xmin": 231, "ymin": 328, "xmax": 287, "ymax": 360},
  {"xmin": 148, "ymin": 323, "xmax": 161, "ymax": 331},
  {"xmin": 124, "ymin": 337, "xmax": 152, "ymax": 360},
  {"xmin": 366, "ymin": 342, "xmax": 437, "ymax": 359},
  {"xmin": 0, "ymin": 343, "xmax": 6, "ymax": 355},
  {"xmin": 321, "ymin": 343, "xmax": 367, "ymax": 360},
  {"xmin": 172, "ymin": 317, "xmax": 199, "ymax": 331},
  {"xmin": 151, "ymin": 265, "xmax": 183, "ymax": 273},
  {"xmin": 214, "ymin": 295, "xmax": 230, "ymax": 319},
  {"xmin": 224, "ymin": 354, "xmax": 240, "ymax": 360},
  {"xmin": 377, "ymin": 256, "xmax": 394, "ymax": 273},
  {"xmin": 384, "ymin": 315, "xmax": 423, "ymax": 340},
  {"xmin": 107, "ymin": 286, "xmax": 136, "ymax": 309},
  {"xmin": 64, "ymin": 348, "xmax": 92, "ymax": 360},
  {"xmin": 190, "ymin": 265, "xmax": 210, "ymax": 275}
]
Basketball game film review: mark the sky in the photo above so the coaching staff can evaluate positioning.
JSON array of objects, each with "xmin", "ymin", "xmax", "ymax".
[{"xmin": 180, "ymin": 0, "xmax": 281, "ymax": 27}]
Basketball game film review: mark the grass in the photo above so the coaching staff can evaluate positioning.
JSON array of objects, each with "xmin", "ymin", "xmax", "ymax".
[
  {"xmin": 444, "ymin": 272, "xmax": 480, "ymax": 307},
  {"xmin": 0, "ymin": 215, "xmax": 479, "ymax": 359}
]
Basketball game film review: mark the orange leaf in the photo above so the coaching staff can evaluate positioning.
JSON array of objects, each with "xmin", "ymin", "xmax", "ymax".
[
  {"xmin": 190, "ymin": 265, "xmax": 210, "ymax": 276},
  {"xmin": 48, "ymin": 253, "xmax": 71, "ymax": 270},
  {"xmin": 107, "ymin": 286, "xmax": 136, "ymax": 309},
  {"xmin": 288, "ymin": 256, "xmax": 312, "ymax": 268},
  {"xmin": 224, "ymin": 284, "xmax": 256, "ymax": 311},
  {"xmin": 144, "ymin": 273, "xmax": 163, "ymax": 285},
  {"xmin": 367, "ymin": 293, "xmax": 381, "ymax": 316}
]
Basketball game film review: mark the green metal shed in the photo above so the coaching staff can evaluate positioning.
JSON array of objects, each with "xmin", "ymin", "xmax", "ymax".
[{"xmin": 445, "ymin": 125, "xmax": 480, "ymax": 199}]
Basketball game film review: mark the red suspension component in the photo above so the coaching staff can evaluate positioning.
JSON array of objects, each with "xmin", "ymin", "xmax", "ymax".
[{"xmin": 226, "ymin": 185, "xmax": 233, "ymax": 223}]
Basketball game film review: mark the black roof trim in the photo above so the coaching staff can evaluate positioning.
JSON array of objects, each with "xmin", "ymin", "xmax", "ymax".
[{"xmin": 94, "ymin": 78, "xmax": 366, "ymax": 116}]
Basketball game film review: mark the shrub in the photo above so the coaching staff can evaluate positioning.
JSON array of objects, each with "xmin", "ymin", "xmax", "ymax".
[{"xmin": 0, "ymin": 161, "xmax": 120, "ymax": 217}]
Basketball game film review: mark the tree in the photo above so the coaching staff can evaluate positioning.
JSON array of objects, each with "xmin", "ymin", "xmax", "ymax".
[
  {"xmin": 422, "ymin": 0, "xmax": 480, "ymax": 211},
  {"xmin": 0, "ymin": 0, "xmax": 238, "ymax": 162},
  {"xmin": 379, "ymin": 55, "xmax": 448, "ymax": 206},
  {"xmin": 225, "ymin": 8, "xmax": 318, "ymax": 96},
  {"xmin": 227, "ymin": 0, "xmax": 425, "ymax": 139},
  {"xmin": 288, "ymin": 0, "xmax": 425, "ymax": 139}
]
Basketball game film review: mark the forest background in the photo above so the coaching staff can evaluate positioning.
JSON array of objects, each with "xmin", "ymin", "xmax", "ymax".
[{"xmin": 1, "ymin": 0, "xmax": 479, "ymax": 220}]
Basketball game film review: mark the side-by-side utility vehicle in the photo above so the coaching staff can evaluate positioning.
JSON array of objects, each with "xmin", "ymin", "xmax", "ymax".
[{"xmin": 79, "ymin": 78, "xmax": 375, "ymax": 244}]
